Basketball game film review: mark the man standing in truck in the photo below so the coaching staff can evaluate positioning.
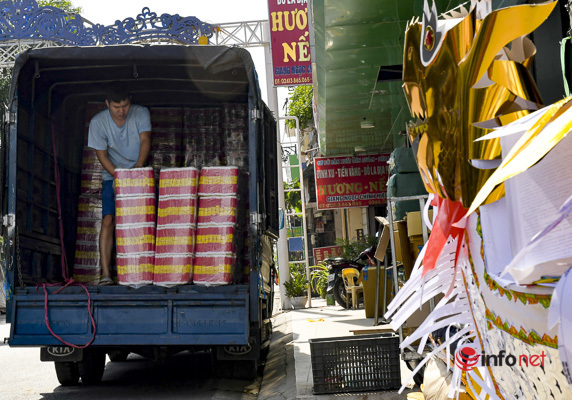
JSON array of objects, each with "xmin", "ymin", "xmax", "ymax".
[{"xmin": 88, "ymin": 83, "xmax": 152, "ymax": 285}]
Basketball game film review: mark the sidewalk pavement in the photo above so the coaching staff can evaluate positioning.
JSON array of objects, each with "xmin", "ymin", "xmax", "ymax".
[{"xmin": 259, "ymin": 293, "xmax": 419, "ymax": 400}]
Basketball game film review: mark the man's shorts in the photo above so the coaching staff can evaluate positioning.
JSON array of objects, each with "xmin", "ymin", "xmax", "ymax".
[{"xmin": 102, "ymin": 180, "xmax": 116, "ymax": 217}]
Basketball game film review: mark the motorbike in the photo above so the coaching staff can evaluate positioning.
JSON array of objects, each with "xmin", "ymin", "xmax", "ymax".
[{"xmin": 324, "ymin": 246, "xmax": 376, "ymax": 309}]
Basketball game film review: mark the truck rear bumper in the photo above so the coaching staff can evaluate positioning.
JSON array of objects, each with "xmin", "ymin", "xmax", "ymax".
[{"xmin": 9, "ymin": 285, "xmax": 250, "ymax": 347}]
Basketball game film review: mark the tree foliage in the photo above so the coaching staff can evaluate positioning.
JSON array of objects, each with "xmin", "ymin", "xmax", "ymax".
[
  {"xmin": 285, "ymin": 85, "xmax": 313, "ymax": 130},
  {"xmin": 284, "ymin": 179, "xmax": 301, "ymax": 213},
  {"xmin": 38, "ymin": 1, "xmax": 82, "ymax": 15}
]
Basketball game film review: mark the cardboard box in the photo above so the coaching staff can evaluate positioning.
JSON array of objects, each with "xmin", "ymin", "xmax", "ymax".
[
  {"xmin": 374, "ymin": 217, "xmax": 390, "ymax": 262},
  {"xmin": 406, "ymin": 209, "xmax": 433, "ymax": 237},
  {"xmin": 397, "ymin": 221, "xmax": 414, "ymax": 279},
  {"xmin": 409, "ymin": 234, "xmax": 425, "ymax": 261}
]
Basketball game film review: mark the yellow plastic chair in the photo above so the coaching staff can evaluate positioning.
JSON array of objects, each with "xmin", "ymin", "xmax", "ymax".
[{"xmin": 342, "ymin": 268, "xmax": 364, "ymax": 309}]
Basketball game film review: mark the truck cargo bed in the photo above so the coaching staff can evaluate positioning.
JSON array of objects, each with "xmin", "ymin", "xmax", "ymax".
[{"xmin": 10, "ymin": 285, "xmax": 249, "ymax": 346}]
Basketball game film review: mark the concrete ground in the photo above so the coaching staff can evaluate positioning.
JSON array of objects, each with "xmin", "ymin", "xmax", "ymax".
[{"xmin": 259, "ymin": 294, "xmax": 420, "ymax": 399}]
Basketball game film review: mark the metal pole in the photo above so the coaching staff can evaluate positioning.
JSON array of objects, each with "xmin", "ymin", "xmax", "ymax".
[
  {"xmin": 263, "ymin": 38, "xmax": 290, "ymax": 310},
  {"xmin": 418, "ymin": 196, "xmax": 434, "ymax": 312},
  {"xmin": 386, "ymin": 198, "xmax": 403, "ymax": 345},
  {"xmin": 373, "ymin": 223, "xmax": 383, "ymax": 325},
  {"xmin": 279, "ymin": 116, "xmax": 311, "ymax": 308}
]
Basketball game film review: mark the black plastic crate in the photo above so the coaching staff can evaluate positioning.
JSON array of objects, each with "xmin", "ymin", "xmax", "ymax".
[{"xmin": 309, "ymin": 333, "xmax": 401, "ymax": 394}]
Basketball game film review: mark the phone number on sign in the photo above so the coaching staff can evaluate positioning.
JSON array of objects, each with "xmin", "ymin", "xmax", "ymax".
[{"xmin": 274, "ymin": 76, "xmax": 311, "ymax": 85}]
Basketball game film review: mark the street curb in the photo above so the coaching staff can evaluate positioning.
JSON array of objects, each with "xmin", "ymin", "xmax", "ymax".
[{"xmin": 258, "ymin": 310, "xmax": 297, "ymax": 399}]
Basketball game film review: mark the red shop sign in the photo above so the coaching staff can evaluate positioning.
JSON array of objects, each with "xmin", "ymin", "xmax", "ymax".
[
  {"xmin": 313, "ymin": 246, "xmax": 343, "ymax": 264},
  {"xmin": 267, "ymin": 0, "xmax": 312, "ymax": 87},
  {"xmin": 314, "ymin": 154, "xmax": 390, "ymax": 210}
]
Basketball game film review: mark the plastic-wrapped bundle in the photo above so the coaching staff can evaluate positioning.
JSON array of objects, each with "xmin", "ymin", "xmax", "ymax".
[
  {"xmin": 73, "ymin": 196, "xmax": 103, "ymax": 285},
  {"xmin": 115, "ymin": 197, "xmax": 156, "ymax": 225},
  {"xmin": 195, "ymin": 224, "xmax": 236, "ymax": 254},
  {"xmin": 76, "ymin": 195, "xmax": 103, "ymax": 220},
  {"xmin": 223, "ymin": 103, "xmax": 248, "ymax": 125},
  {"xmin": 150, "ymin": 107, "xmax": 183, "ymax": 130},
  {"xmin": 198, "ymin": 166, "xmax": 239, "ymax": 196},
  {"xmin": 80, "ymin": 171, "xmax": 103, "ymax": 196},
  {"xmin": 157, "ymin": 196, "xmax": 197, "ymax": 225},
  {"xmin": 75, "ymin": 218, "xmax": 101, "ymax": 244},
  {"xmin": 155, "ymin": 225, "xmax": 196, "ymax": 255},
  {"xmin": 114, "ymin": 167, "xmax": 155, "ymax": 196},
  {"xmin": 148, "ymin": 153, "xmax": 184, "ymax": 169},
  {"xmin": 158, "ymin": 167, "xmax": 198, "ymax": 197},
  {"xmin": 73, "ymin": 235, "xmax": 101, "ymax": 285},
  {"xmin": 80, "ymin": 148, "xmax": 104, "ymax": 196},
  {"xmin": 197, "ymin": 196, "xmax": 237, "ymax": 225},
  {"xmin": 116, "ymin": 253, "xmax": 154, "ymax": 287},
  {"xmin": 153, "ymin": 253, "xmax": 193, "ymax": 287},
  {"xmin": 81, "ymin": 148, "xmax": 102, "ymax": 172},
  {"xmin": 193, "ymin": 253, "xmax": 235, "ymax": 286},
  {"xmin": 183, "ymin": 107, "xmax": 222, "ymax": 168},
  {"xmin": 152, "ymin": 167, "xmax": 198, "ymax": 287},
  {"xmin": 148, "ymin": 129, "xmax": 184, "ymax": 169},
  {"xmin": 115, "ymin": 168, "xmax": 156, "ymax": 287},
  {"xmin": 116, "ymin": 222, "xmax": 156, "ymax": 254},
  {"xmin": 222, "ymin": 104, "xmax": 249, "ymax": 169}
]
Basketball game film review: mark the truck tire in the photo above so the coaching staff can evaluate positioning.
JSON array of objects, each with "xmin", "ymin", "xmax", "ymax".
[
  {"xmin": 78, "ymin": 348, "xmax": 106, "ymax": 385},
  {"xmin": 333, "ymin": 279, "xmax": 348, "ymax": 309},
  {"xmin": 108, "ymin": 350, "xmax": 129, "ymax": 362},
  {"xmin": 54, "ymin": 361, "xmax": 79, "ymax": 386}
]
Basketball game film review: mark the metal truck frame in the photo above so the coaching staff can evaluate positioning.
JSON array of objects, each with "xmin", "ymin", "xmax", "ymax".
[{"xmin": 2, "ymin": 45, "xmax": 279, "ymax": 384}]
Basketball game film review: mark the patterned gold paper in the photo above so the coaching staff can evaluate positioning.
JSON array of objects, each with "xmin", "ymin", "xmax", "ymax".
[{"xmin": 403, "ymin": 1, "xmax": 557, "ymax": 207}]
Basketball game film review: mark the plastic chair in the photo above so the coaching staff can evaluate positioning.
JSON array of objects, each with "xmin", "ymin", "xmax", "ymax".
[{"xmin": 342, "ymin": 268, "xmax": 364, "ymax": 309}]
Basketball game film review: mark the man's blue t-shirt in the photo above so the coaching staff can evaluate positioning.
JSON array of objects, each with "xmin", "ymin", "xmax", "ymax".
[{"xmin": 88, "ymin": 104, "xmax": 151, "ymax": 181}]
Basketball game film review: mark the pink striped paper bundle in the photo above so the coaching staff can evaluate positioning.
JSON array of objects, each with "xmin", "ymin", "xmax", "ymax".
[
  {"xmin": 195, "ymin": 225, "xmax": 235, "ymax": 254},
  {"xmin": 197, "ymin": 196, "xmax": 237, "ymax": 225},
  {"xmin": 153, "ymin": 253, "xmax": 193, "ymax": 287},
  {"xmin": 158, "ymin": 167, "xmax": 198, "ymax": 197},
  {"xmin": 193, "ymin": 253, "xmax": 235, "ymax": 286},
  {"xmin": 155, "ymin": 225, "xmax": 195, "ymax": 255},
  {"xmin": 115, "ymin": 197, "xmax": 156, "ymax": 225},
  {"xmin": 157, "ymin": 196, "xmax": 197, "ymax": 226},
  {"xmin": 114, "ymin": 167, "xmax": 155, "ymax": 196},
  {"xmin": 198, "ymin": 166, "xmax": 239, "ymax": 196},
  {"xmin": 117, "ymin": 253, "xmax": 154, "ymax": 287},
  {"xmin": 116, "ymin": 223, "xmax": 156, "ymax": 254}
]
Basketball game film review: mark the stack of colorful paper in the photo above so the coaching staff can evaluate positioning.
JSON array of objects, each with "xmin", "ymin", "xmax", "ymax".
[
  {"xmin": 153, "ymin": 167, "xmax": 198, "ymax": 287},
  {"xmin": 73, "ymin": 196, "xmax": 102, "ymax": 285},
  {"xmin": 183, "ymin": 107, "xmax": 222, "ymax": 168},
  {"xmin": 222, "ymin": 104, "xmax": 249, "ymax": 168},
  {"xmin": 194, "ymin": 166, "xmax": 240, "ymax": 286},
  {"xmin": 148, "ymin": 108, "xmax": 184, "ymax": 181},
  {"xmin": 73, "ymin": 103, "xmax": 107, "ymax": 284},
  {"xmin": 115, "ymin": 167, "xmax": 156, "ymax": 287}
]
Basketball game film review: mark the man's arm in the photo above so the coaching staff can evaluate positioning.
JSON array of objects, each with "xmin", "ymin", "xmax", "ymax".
[
  {"xmin": 134, "ymin": 131, "xmax": 151, "ymax": 168},
  {"xmin": 95, "ymin": 149, "xmax": 116, "ymax": 176}
]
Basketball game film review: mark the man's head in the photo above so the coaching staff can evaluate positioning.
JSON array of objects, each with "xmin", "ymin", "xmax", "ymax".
[{"xmin": 105, "ymin": 82, "xmax": 131, "ymax": 124}]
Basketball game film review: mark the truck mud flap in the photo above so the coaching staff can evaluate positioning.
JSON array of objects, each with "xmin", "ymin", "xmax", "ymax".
[{"xmin": 40, "ymin": 346, "xmax": 83, "ymax": 362}]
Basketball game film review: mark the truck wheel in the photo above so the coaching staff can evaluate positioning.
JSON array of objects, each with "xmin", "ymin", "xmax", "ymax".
[
  {"xmin": 79, "ymin": 348, "xmax": 106, "ymax": 385},
  {"xmin": 333, "ymin": 279, "xmax": 348, "ymax": 309},
  {"xmin": 108, "ymin": 350, "xmax": 129, "ymax": 362},
  {"xmin": 213, "ymin": 358, "xmax": 258, "ymax": 380},
  {"xmin": 54, "ymin": 361, "xmax": 79, "ymax": 386}
]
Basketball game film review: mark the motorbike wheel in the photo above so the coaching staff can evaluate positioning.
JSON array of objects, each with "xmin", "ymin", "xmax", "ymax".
[{"xmin": 333, "ymin": 279, "xmax": 348, "ymax": 309}]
